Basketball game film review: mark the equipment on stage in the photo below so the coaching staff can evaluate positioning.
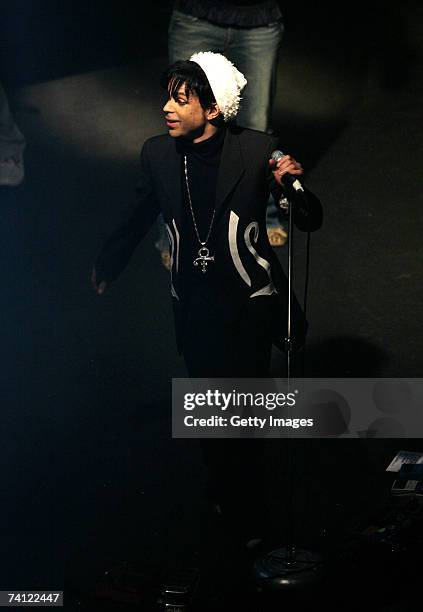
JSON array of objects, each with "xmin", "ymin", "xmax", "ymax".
[
  {"xmin": 95, "ymin": 561, "xmax": 199, "ymax": 610},
  {"xmin": 157, "ymin": 566, "xmax": 199, "ymax": 611},
  {"xmin": 387, "ymin": 449, "xmax": 423, "ymax": 496},
  {"xmin": 253, "ymin": 448, "xmax": 423, "ymax": 606}
]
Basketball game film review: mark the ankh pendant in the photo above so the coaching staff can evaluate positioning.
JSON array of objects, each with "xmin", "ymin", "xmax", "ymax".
[{"xmin": 193, "ymin": 246, "xmax": 215, "ymax": 274}]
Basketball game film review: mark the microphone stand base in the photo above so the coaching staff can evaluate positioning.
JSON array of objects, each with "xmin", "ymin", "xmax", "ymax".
[{"xmin": 252, "ymin": 547, "xmax": 325, "ymax": 592}]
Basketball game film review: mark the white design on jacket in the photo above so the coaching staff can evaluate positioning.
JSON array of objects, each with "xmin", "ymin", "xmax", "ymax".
[
  {"xmin": 172, "ymin": 219, "xmax": 180, "ymax": 273},
  {"xmin": 165, "ymin": 220, "xmax": 180, "ymax": 300},
  {"xmin": 228, "ymin": 211, "xmax": 277, "ymax": 297},
  {"xmin": 229, "ymin": 211, "xmax": 251, "ymax": 286},
  {"xmin": 244, "ymin": 222, "xmax": 277, "ymax": 296}
]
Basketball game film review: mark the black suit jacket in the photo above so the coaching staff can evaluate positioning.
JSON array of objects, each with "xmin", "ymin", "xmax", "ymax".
[{"xmin": 95, "ymin": 125, "xmax": 322, "ymax": 352}]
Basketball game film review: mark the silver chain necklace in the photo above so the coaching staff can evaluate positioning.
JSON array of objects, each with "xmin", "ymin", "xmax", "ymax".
[{"xmin": 183, "ymin": 154, "xmax": 215, "ymax": 273}]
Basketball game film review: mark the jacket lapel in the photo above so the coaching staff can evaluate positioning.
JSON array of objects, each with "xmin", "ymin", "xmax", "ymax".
[{"xmin": 215, "ymin": 127, "xmax": 245, "ymax": 218}]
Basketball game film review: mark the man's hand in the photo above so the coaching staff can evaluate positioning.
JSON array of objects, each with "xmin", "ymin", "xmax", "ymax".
[
  {"xmin": 91, "ymin": 267, "xmax": 108, "ymax": 295},
  {"xmin": 268, "ymin": 154, "xmax": 303, "ymax": 187}
]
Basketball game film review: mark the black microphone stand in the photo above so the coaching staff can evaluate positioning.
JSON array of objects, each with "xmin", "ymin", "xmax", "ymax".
[{"xmin": 252, "ymin": 187, "xmax": 324, "ymax": 594}]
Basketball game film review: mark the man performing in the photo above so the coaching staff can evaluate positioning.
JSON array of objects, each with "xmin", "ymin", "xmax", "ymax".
[
  {"xmin": 92, "ymin": 52, "xmax": 320, "ymax": 378},
  {"xmin": 155, "ymin": 0, "xmax": 287, "ymax": 271},
  {"xmin": 91, "ymin": 53, "xmax": 321, "ymax": 548}
]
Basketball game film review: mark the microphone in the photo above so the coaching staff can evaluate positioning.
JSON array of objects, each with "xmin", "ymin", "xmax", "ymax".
[{"xmin": 270, "ymin": 150, "xmax": 304, "ymax": 193}]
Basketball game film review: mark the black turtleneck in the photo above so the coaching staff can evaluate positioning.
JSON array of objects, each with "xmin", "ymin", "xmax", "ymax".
[{"xmin": 177, "ymin": 126, "xmax": 225, "ymax": 293}]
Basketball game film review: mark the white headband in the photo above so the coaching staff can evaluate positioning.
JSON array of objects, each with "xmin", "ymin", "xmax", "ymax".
[{"xmin": 189, "ymin": 51, "xmax": 247, "ymax": 122}]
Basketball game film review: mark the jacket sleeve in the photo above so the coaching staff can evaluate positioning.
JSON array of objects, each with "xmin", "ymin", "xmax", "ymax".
[
  {"xmin": 266, "ymin": 139, "xmax": 323, "ymax": 232},
  {"xmin": 94, "ymin": 141, "xmax": 160, "ymax": 283}
]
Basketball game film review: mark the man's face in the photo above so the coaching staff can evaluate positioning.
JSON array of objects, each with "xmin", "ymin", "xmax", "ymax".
[{"xmin": 163, "ymin": 82, "xmax": 210, "ymax": 139}]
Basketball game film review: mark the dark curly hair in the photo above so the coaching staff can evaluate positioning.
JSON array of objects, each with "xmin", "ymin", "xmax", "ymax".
[{"xmin": 161, "ymin": 60, "xmax": 217, "ymax": 111}]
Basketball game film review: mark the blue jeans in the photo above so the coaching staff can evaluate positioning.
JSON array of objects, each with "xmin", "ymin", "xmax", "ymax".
[{"xmin": 155, "ymin": 10, "xmax": 284, "ymax": 252}]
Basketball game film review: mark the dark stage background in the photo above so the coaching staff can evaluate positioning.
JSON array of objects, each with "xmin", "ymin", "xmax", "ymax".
[
  {"xmin": 1, "ymin": 1, "xmax": 412, "ymax": 89},
  {"xmin": 0, "ymin": 1, "xmax": 422, "ymax": 610}
]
